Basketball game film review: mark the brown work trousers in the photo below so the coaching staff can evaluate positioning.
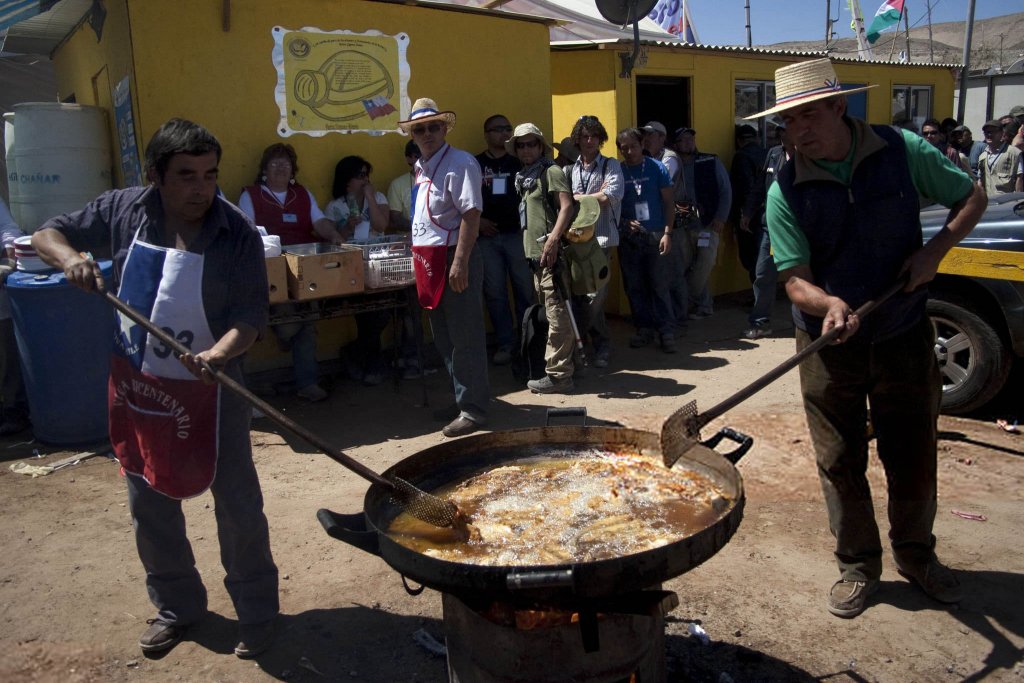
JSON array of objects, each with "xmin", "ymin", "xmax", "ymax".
[
  {"xmin": 534, "ymin": 266, "xmax": 575, "ymax": 381},
  {"xmin": 797, "ymin": 316, "xmax": 941, "ymax": 582}
]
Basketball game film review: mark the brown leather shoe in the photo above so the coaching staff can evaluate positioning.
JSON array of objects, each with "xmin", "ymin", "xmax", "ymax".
[
  {"xmin": 235, "ymin": 618, "xmax": 276, "ymax": 659},
  {"xmin": 898, "ymin": 558, "xmax": 963, "ymax": 604},
  {"xmin": 139, "ymin": 618, "xmax": 186, "ymax": 653},
  {"xmin": 827, "ymin": 579, "xmax": 878, "ymax": 618}
]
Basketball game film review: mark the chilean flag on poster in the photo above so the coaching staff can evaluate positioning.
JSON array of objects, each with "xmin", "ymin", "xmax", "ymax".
[
  {"xmin": 650, "ymin": 0, "xmax": 699, "ymax": 44},
  {"xmin": 866, "ymin": 0, "xmax": 905, "ymax": 44}
]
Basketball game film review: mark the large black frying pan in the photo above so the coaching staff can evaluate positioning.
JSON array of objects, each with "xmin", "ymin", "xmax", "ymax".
[{"xmin": 318, "ymin": 416, "xmax": 752, "ymax": 605}]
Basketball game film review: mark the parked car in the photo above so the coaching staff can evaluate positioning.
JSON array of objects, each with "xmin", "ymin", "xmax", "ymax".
[{"xmin": 921, "ymin": 192, "xmax": 1024, "ymax": 414}]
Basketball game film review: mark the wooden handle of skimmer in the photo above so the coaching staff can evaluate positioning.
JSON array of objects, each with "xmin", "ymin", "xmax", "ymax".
[
  {"xmin": 695, "ymin": 275, "xmax": 911, "ymax": 429},
  {"xmin": 102, "ymin": 290, "xmax": 395, "ymax": 491}
]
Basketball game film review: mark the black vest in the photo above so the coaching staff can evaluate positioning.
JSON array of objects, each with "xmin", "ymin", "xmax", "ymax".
[
  {"xmin": 776, "ymin": 124, "xmax": 925, "ymax": 342},
  {"xmin": 692, "ymin": 154, "xmax": 720, "ymax": 228}
]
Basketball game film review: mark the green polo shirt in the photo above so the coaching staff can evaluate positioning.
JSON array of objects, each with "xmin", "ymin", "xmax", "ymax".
[{"xmin": 766, "ymin": 120, "xmax": 974, "ymax": 272}]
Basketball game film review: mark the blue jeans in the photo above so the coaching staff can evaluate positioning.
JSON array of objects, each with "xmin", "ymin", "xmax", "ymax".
[
  {"xmin": 478, "ymin": 232, "xmax": 534, "ymax": 350},
  {"xmin": 749, "ymin": 228, "xmax": 778, "ymax": 325},
  {"xmin": 428, "ymin": 246, "xmax": 490, "ymax": 423},
  {"xmin": 618, "ymin": 232, "xmax": 675, "ymax": 336},
  {"xmin": 272, "ymin": 307, "xmax": 319, "ymax": 390},
  {"xmin": 126, "ymin": 364, "xmax": 279, "ymax": 626}
]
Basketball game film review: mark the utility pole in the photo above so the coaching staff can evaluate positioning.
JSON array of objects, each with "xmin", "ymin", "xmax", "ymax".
[
  {"xmin": 825, "ymin": 0, "xmax": 831, "ymax": 49},
  {"xmin": 957, "ymin": 0, "xmax": 977, "ymax": 123},
  {"xmin": 903, "ymin": 4, "xmax": 911, "ymax": 62},
  {"xmin": 745, "ymin": 0, "xmax": 752, "ymax": 48},
  {"xmin": 926, "ymin": 0, "xmax": 934, "ymax": 63},
  {"xmin": 848, "ymin": 0, "xmax": 874, "ymax": 61}
]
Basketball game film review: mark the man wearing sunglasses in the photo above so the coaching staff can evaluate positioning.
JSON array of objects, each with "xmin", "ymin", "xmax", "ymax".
[
  {"xmin": 920, "ymin": 119, "xmax": 971, "ymax": 177},
  {"xmin": 399, "ymin": 98, "xmax": 489, "ymax": 438},
  {"xmin": 475, "ymin": 114, "xmax": 533, "ymax": 367}
]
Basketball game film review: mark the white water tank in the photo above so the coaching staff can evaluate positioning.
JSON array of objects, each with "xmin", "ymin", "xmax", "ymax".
[
  {"xmin": 3, "ymin": 113, "xmax": 16, "ymax": 209},
  {"xmin": 11, "ymin": 103, "xmax": 112, "ymax": 232}
]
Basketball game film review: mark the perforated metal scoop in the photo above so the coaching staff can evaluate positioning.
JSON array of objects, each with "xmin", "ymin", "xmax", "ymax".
[{"xmin": 660, "ymin": 277, "xmax": 909, "ymax": 468}]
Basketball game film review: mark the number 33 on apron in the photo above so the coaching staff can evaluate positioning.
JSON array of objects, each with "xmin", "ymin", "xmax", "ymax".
[
  {"xmin": 108, "ymin": 227, "xmax": 220, "ymax": 499},
  {"xmin": 410, "ymin": 145, "xmax": 455, "ymax": 310}
]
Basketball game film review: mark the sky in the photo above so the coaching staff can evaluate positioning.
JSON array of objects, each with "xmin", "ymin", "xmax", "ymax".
[{"xmin": 687, "ymin": 0, "xmax": 1015, "ymax": 46}]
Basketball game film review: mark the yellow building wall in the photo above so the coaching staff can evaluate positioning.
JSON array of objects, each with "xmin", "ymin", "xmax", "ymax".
[
  {"xmin": 51, "ymin": 0, "xmax": 135, "ymax": 187},
  {"xmin": 552, "ymin": 47, "xmax": 956, "ymax": 307},
  {"xmin": 52, "ymin": 0, "xmax": 552, "ymax": 373}
]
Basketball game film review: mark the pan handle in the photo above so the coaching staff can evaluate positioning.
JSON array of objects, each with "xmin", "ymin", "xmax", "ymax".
[
  {"xmin": 506, "ymin": 569, "xmax": 575, "ymax": 591},
  {"xmin": 316, "ymin": 508, "xmax": 381, "ymax": 557},
  {"xmin": 701, "ymin": 427, "xmax": 754, "ymax": 464},
  {"xmin": 545, "ymin": 407, "xmax": 587, "ymax": 427}
]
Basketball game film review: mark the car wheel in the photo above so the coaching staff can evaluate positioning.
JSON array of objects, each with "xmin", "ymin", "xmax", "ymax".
[{"xmin": 927, "ymin": 298, "xmax": 1012, "ymax": 415}]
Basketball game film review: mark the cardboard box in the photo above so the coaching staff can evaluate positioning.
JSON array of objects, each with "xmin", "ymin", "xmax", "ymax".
[
  {"xmin": 284, "ymin": 243, "xmax": 364, "ymax": 300},
  {"xmin": 265, "ymin": 256, "xmax": 289, "ymax": 304}
]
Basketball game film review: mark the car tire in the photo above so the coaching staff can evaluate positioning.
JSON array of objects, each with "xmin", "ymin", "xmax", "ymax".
[{"xmin": 927, "ymin": 298, "xmax": 1012, "ymax": 415}]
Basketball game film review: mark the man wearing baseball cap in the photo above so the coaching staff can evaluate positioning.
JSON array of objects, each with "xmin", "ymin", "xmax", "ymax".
[
  {"xmin": 750, "ymin": 58, "xmax": 987, "ymax": 618},
  {"xmin": 642, "ymin": 121, "xmax": 680, "ymax": 182},
  {"xmin": 978, "ymin": 119, "xmax": 1022, "ymax": 196}
]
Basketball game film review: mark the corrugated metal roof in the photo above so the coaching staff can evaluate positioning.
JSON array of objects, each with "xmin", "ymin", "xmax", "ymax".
[
  {"xmin": 0, "ymin": 0, "xmax": 89, "ymax": 55},
  {"xmin": 551, "ymin": 37, "xmax": 964, "ymax": 68}
]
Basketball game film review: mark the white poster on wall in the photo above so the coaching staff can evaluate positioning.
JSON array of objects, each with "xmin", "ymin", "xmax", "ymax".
[{"xmin": 272, "ymin": 26, "xmax": 410, "ymax": 138}]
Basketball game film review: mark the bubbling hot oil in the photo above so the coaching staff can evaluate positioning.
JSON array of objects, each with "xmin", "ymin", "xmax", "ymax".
[{"xmin": 387, "ymin": 449, "xmax": 734, "ymax": 566}]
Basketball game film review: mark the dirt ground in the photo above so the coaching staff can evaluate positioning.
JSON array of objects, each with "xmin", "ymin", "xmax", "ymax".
[{"xmin": 0, "ymin": 296, "xmax": 1021, "ymax": 683}]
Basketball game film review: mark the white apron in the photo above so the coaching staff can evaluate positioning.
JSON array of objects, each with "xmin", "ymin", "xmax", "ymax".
[{"xmin": 108, "ymin": 227, "xmax": 220, "ymax": 499}]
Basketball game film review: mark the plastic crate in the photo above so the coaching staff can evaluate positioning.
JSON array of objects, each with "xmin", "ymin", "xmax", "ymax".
[
  {"xmin": 366, "ymin": 256, "xmax": 415, "ymax": 289},
  {"xmin": 349, "ymin": 235, "xmax": 409, "ymax": 260}
]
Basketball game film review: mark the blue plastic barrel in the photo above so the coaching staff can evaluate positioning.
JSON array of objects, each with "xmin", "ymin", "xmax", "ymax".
[{"xmin": 7, "ymin": 261, "xmax": 114, "ymax": 446}]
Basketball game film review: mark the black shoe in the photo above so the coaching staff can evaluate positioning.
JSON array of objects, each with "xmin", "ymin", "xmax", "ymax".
[
  {"xmin": 139, "ymin": 618, "xmax": 186, "ymax": 654},
  {"xmin": 235, "ymin": 618, "xmax": 276, "ymax": 659},
  {"xmin": 0, "ymin": 417, "xmax": 30, "ymax": 436},
  {"xmin": 442, "ymin": 416, "xmax": 480, "ymax": 438}
]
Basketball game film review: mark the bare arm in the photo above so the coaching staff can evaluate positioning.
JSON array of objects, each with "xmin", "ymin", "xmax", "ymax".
[
  {"xmin": 32, "ymin": 227, "xmax": 106, "ymax": 292},
  {"xmin": 659, "ymin": 185, "xmax": 674, "ymax": 255},
  {"xmin": 449, "ymin": 207, "xmax": 480, "ymax": 293},
  {"xmin": 179, "ymin": 322, "xmax": 259, "ymax": 384},
  {"xmin": 781, "ymin": 264, "xmax": 860, "ymax": 344},
  {"xmin": 312, "ymin": 217, "xmax": 344, "ymax": 244},
  {"xmin": 902, "ymin": 182, "xmax": 987, "ymax": 291},
  {"xmin": 541, "ymin": 192, "xmax": 573, "ymax": 268},
  {"xmin": 364, "ymin": 185, "xmax": 390, "ymax": 233}
]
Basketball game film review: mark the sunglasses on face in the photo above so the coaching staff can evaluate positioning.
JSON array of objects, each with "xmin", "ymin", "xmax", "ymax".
[
  {"xmin": 515, "ymin": 140, "xmax": 540, "ymax": 150},
  {"xmin": 411, "ymin": 122, "xmax": 443, "ymax": 136},
  {"xmin": 486, "ymin": 125, "xmax": 513, "ymax": 133}
]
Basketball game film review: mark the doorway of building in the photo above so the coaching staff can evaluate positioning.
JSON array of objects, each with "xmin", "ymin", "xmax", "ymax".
[{"xmin": 636, "ymin": 76, "xmax": 691, "ymax": 136}]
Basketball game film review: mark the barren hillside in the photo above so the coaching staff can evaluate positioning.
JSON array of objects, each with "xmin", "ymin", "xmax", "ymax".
[{"xmin": 765, "ymin": 10, "xmax": 1024, "ymax": 69}]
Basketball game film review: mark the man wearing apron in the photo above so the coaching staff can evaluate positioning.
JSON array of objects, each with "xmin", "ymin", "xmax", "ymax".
[
  {"xmin": 398, "ymin": 98, "xmax": 490, "ymax": 437},
  {"xmin": 32, "ymin": 119, "xmax": 279, "ymax": 657}
]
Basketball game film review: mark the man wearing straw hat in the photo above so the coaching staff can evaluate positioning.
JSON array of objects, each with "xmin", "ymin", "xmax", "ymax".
[
  {"xmin": 398, "ymin": 98, "xmax": 489, "ymax": 437},
  {"xmin": 750, "ymin": 58, "xmax": 987, "ymax": 618}
]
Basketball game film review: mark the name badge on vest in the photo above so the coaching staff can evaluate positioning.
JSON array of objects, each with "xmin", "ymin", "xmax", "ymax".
[
  {"xmin": 635, "ymin": 202, "xmax": 650, "ymax": 222},
  {"xmin": 282, "ymin": 213, "xmax": 298, "ymax": 223},
  {"xmin": 698, "ymin": 230, "xmax": 711, "ymax": 248}
]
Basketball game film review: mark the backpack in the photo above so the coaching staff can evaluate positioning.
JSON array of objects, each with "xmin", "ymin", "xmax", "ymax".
[{"xmin": 511, "ymin": 304, "xmax": 548, "ymax": 382}]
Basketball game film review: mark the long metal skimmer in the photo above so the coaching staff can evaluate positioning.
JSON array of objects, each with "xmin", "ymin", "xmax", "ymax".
[
  {"xmin": 661, "ymin": 277, "xmax": 909, "ymax": 468},
  {"xmin": 103, "ymin": 290, "xmax": 462, "ymax": 529}
]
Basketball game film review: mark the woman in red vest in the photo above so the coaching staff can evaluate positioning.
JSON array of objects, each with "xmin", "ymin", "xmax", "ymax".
[
  {"xmin": 238, "ymin": 144, "xmax": 340, "ymax": 402},
  {"xmin": 238, "ymin": 144, "xmax": 341, "ymax": 246}
]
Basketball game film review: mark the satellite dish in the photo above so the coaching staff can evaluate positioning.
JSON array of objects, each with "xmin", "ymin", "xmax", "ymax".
[
  {"xmin": 595, "ymin": 0, "xmax": 658, "ymax": 26},
  {"xmin": 595, "ymin": 0, "xmax": 658, "ymax": 77}
]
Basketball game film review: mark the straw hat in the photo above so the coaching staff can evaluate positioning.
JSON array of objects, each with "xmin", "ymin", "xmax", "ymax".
[
  {"xmin": 746, "ymin": 58, "xmax": 876, "ymax": 120},
  {"xmin": 398, "ymin": 97, "xmax": 456, "ymax": 133},
  {"xmin": 565, "ymin": 195, "xmax": 600, "ymax": 243},
  {"xmin": 505, "ymin": 123, "xmax": 551, "ymax": 155}
]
